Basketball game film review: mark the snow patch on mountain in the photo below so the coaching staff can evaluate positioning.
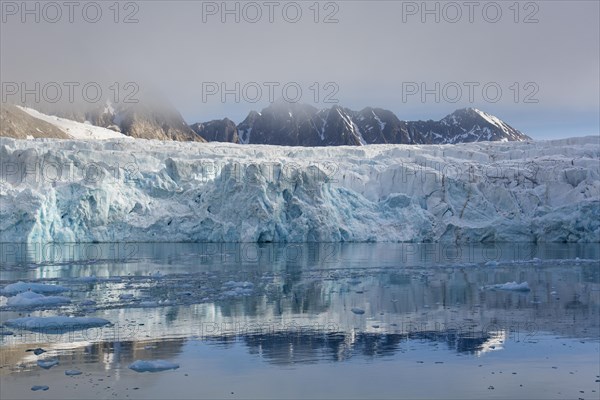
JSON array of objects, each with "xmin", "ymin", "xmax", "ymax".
[
  {"xmin": 18, "ymin": 106, "xmax": 129, "ymax": 140},
  {"xmin": 472, "ymin": 108, "xmax": 521, "ymax": 140}
]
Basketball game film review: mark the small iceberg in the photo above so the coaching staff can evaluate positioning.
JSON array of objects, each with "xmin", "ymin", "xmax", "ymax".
[
  {"xmin": 5, "ymin": 316, "xmax": 110, "ymax": 333},
  {"xmin": 128, "ymin": 360, "xmax": 179, "ymax": 373},
  {"xmin": 484, "ymin": 281, "xmax": 531, "ymax": 291},
  {"xmin": 351, "ymin": 308, "xmax": 365, "ymax": 315},
  {"xmin": 221, "ymin": 287, "xmax": 254, "ymax": 297},
  {"xmin": 65, "ymin": 370, "xmax": 82, "ymax": 376},
  {"xmin": 138, "ymin": 301, "xmax": 159, "ymax": 308},
  {"xmin": 6, "ymin": 292, "xmax": 71, "ymax": 308},
  {"xmin": 1, "ymin": 281, "xmax": 69, "ymax": 296},
  {"xmin": 37, "ymin": 359, "xmax": 59, "ymax": 369},
  {"xmin": 221, "ymin": 281, "xmax": 254, "ymax": 297}
]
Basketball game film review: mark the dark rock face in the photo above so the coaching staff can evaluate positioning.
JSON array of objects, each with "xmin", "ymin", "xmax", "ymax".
[
  {"xmin": 237, "ymin": 102, "xmax": 325, "ymax": 146},
  {"xmin": 199, "ymin": 102, "xmax": 529, "ymax": 146},
  {"xmin": 115, "ymin": 103, "xmax": 204, "ymax": 142},
  {"xmin": 191, "ymin": 118, "xmax": 239, "ymax": 143},
  {"xmin": 352, "ymin": 107, "xmax": 413, "ymax": 144},
  {"xmin": 83, "ymin": 104, "xmax": 117, "ymax": 128},
  {"xmin": 236, "ymin": 104, "xmax": 402, "ymax": 146},
  {"xmin": 317, "ymin": 106, "xmax": 364, "ymax": 146},
  {"xmin": 407, "ymin": 107, "xmax": 527, "ymax": 144}
]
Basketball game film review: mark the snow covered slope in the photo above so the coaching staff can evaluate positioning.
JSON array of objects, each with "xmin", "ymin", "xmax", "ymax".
[
  {"xmin": 18, "ymin": 106, "xmax": 129, "ymax": 140},
  {"xmin": 0, "ymin": 136, "xmax": 598, "ymax": 243}
]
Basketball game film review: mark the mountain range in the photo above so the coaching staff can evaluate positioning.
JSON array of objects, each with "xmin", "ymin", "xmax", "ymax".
[{"xmin": 1, "ymin": 100, "xmax": 530, "ymax": 144}]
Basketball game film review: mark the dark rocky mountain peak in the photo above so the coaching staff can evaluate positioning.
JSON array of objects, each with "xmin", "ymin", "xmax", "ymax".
[
  {"xmin": 408, "ymin": 107, "xmax": 530, "ymax": 144},
  {"xmin": 191, "ymin": 118, "xmax": 239, "ymax": 143},
  {"xmin": 212, "ymin": 102, "xmax": 529, "ymax": 146}
]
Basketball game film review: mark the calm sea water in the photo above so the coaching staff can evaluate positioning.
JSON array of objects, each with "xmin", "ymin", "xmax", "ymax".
[{"xmin": 1, "ymin": 243, "xmax": 599, "ymax": 399}]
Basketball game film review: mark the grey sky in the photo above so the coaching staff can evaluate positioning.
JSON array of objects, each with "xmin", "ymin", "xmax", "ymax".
[{"xmin": 1, "ymin": 0, "xmax": 598, "ymax": 139}]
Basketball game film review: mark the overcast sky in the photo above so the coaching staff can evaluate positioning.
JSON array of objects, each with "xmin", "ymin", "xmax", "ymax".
[{"xmin": 1, "ymin": 0, "xmax": 598, "ymax": 139}]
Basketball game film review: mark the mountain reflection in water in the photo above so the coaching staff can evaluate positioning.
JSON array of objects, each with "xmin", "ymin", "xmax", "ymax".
[{"xmin": 0, "ymin": 243, "xmax": 598, "ymax": 370}]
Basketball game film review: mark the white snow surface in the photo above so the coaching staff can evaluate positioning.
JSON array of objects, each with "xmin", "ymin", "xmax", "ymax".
[
  {"xmin": 18, "ymin": 106, "xmax": 128, "ymax": 140},
  {"xmin": 128, "ymin": 360, "xmax": 180, "ymax": 372},
  {"xmin": 0, "ymin": 136, "xmax": 598, "ymax": 243},
  {"xmin": 473, "ymin": 108, "xmax": 521, "ymax": 139}
]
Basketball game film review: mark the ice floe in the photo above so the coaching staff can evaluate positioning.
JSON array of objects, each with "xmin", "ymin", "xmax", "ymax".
[
  {"xmin": 65, "ymin": 369, "xmax": 83, "ymax": 376},
  {"xmin": 5, "ymin": 291, "xmax": 71, "ymax": 308},
  {"xmin": 128, "ymin": 360, "xmax": 180, "ymax": 372},
  {"xmin": 4, "ymin": 316, "xmax": 110, "ymax": 332},
  {"xmin": 0, "ymin": 281, "xmax": 69, "ymax": 296},
  {"xmin": 484, "ymin": 281, "xmax": 531, "ymax": 291},
  {"xmin": 37, "ymin": 359, "xmax": 59, "ymax": 369}
]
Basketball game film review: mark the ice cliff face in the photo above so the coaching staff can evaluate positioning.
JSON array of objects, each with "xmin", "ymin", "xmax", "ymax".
[{"xmin": 0, "ymin": 136, "xmax": 598, "ymax": 243}]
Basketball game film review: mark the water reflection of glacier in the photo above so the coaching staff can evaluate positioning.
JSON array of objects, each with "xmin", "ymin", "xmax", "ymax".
[{"xmin": 1, "ymin": 243, "xmax": 598, "ymax": 369}]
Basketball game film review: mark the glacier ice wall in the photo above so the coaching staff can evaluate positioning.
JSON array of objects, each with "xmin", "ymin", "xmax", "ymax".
[{"xmin": 0, "ymin": 136, "xmax": 598, "ymax": 243}]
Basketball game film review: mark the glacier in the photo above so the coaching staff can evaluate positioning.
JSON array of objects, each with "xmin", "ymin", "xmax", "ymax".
[{"xmin": 0, "ymin": 136, "xmax": 598, "ymax": 243}]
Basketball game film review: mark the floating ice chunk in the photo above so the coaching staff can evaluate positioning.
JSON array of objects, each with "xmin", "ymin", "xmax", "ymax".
[
  {"xmin": 351, "ymin": 308, "xmax": 365, "ymax": 315},
  {"xmin": 128, "ymin": 360, "xmax": 179, "ymax": 373},
  {"xmin": 138, "ymin": 301, "xmax": 158, "ymax": 308},
  {"xmin": 31, "ymin": 385, "xmax": 49, "ymax": 391},
  {"xmin": 221, "ymin": 287, "xmax": 253, "ymax": 297},
  {"xmin": 1, "ymin": 281, "xmax": 69, "ymax": 296},
  {"xmin": 485, "ymin": 281, "xmax": 531, "ymax": 291},
  {"xmin": 484, "ymin": 261, "xmax": 498, "ymax": 267},
  {"xmin": 5, "ymin": 316, "xmax": 110, "ymax": 333},
  {"xmin": 221, "ymin": 281, "xmax": 254, "ymax": 297},
  {"xmin": 6, "ymin": 292, "xmax": 71, "ymax": 308},
  {"xmin": 37, "ymin": 359, "xmax": 59, "ymax": 369},
  {"xmin": 65, "ymin": 370, "xmax": 82, "ymax": 376},
  {"xmin": 26, "ymin": 348, "xmax": 46, "ymax": 355}
]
